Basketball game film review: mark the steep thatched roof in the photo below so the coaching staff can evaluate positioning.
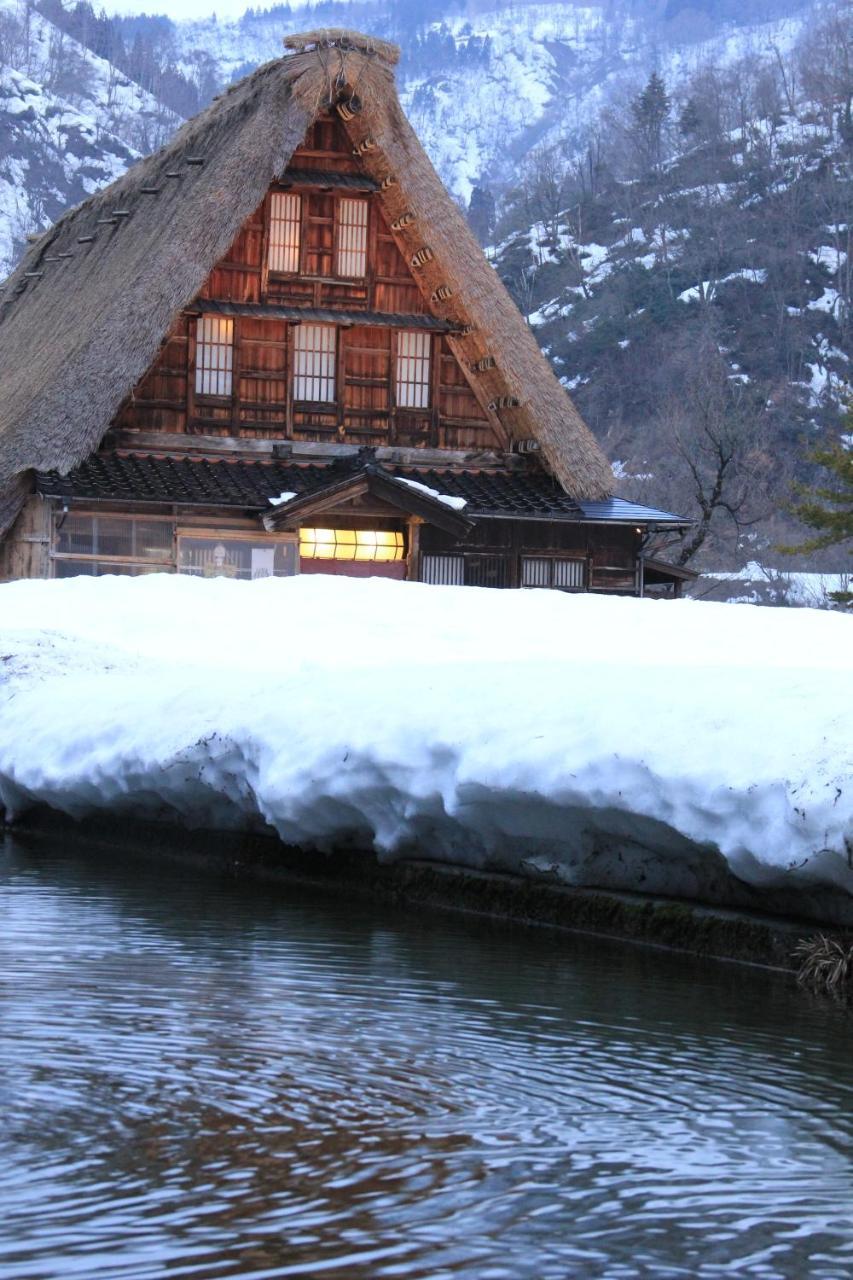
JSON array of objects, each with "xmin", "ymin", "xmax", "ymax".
[{"xmin": 0, "ymin": 28, "xmax": 613, "ymax": 537}]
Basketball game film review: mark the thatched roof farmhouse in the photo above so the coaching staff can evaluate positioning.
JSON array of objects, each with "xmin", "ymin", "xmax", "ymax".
[{"xmin": 0, "ymin": 30, "xmax": 691, "ymax": 594}]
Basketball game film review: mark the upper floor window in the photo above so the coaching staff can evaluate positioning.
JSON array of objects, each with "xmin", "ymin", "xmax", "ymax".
[
  {"xmin": 268, "ymin": 192, "xmax": 302, "ymax": 274},
  {"xmin": 294, "ymin": 324, "xmax": 336, "ymax": 402},
  {"xmin": 195, "ymin": 315, "xmax": 233, "ymax": 397},
  {"xmin": 396, "ymin": 331, "xmax": 431, "ymax": 409},
  {"xmin": 336, "ymin": 197, "xmax": 368, "ymax": 278}
]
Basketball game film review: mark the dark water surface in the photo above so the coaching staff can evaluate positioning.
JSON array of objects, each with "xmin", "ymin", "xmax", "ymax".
[{"xmin": 1, "ymin": 834, "xmax": 852, "ymax": 1280}]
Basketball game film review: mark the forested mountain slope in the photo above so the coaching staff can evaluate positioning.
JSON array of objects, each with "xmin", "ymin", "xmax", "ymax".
[{"xmin": 490, "ymin": 30, "xmax": 851, "ymax": 570}]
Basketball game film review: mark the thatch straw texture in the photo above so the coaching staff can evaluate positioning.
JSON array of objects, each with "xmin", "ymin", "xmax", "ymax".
[{"xmin": 0, "ymin": 30, "xmax": 611, "ymax": 538}]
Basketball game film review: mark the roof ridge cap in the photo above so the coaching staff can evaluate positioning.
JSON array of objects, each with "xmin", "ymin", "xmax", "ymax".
[{"xmin": 283, "ymin": 29, "xmax": 400, "ymax": 66}]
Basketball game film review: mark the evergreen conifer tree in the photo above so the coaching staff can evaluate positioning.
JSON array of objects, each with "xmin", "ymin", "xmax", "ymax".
[
  {"xmin": 786, "ymin": 408, "xmax": 853, "ymax": 604},
  {"xmin": 631, "ymin": 71, "xmax": 671, "ymax": 171}
]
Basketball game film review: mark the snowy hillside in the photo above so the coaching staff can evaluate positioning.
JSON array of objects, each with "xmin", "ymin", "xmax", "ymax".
[
  {"xmin": 0, "ymin": 0, "xmax": 178, "ymax": 272},
  {"xmin": 0, "ymin": 0, "xmax": 819, "ymax": 274},
  {"xmin": 172, "ymin": 1, "xmax": 813, "ymax": 201},
  {"xmin": 1, "ymin": 575, "xmax": 851, "ymax": 919}
]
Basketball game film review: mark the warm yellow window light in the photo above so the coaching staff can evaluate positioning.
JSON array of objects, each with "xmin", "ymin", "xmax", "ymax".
[{"xmin": 299, "ymin": 528, "xmax": 405, "ymax": 562}]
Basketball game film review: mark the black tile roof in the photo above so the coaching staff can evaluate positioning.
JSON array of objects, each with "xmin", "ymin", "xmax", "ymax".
[{"xmin": 35, "ymin": 452, "xmax": 689, "ymax": 524}]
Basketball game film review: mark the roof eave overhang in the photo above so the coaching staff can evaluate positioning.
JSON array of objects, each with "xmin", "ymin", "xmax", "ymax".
[{"xmin": 262, "ymin": 467, "xmax": 473, "ymax": 537}]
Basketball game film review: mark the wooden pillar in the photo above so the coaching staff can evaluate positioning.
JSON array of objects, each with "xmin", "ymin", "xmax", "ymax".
[
  {"xmin": 407, "ymin": 517, "xmax": 422, "ymax": 582},
  {"xmin": 0, "ymin": 496, "xmax": 51, "ymax": 581}
]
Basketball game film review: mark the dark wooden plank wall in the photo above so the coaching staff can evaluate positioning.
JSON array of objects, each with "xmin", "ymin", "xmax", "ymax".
[
  {"xmin": 421, "ymin": 521, "xmax": 640, "ymax": 591},
  {"xmin": 114, "ymin": 114, "xmax": 496, "ymax": 449}
]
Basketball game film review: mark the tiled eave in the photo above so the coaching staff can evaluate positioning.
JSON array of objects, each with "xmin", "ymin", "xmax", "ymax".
[{"xmin": 35, "ymin": 452, "xmax": 691, "ymax": 526}]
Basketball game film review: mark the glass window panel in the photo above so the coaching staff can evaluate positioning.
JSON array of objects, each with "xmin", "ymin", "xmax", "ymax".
[
  {"xmin": 55, "ymin": 513, "xmax": 95, "ymax": 556},
  {"xmin": 55, "ymin": 515, "xmax": 173, "ymax": 562},
  {"xmin": 195, "ymin": 315, "xmax": 234, "ymax": 397},
  {"xmin": 134, "ymin": 520, "xmax": 173, "ymax": 561},
  {"xmin": 54, "ymin": 560, "xmax": 172, "ymax": 578},
  {"xmin": 336, "ymin": 198, "xmax": 368, "ymax": 278},
  {"xmin": 95, "ymin": 517, "xmax": 134, "ymax": 559},
  {"xmin": 55, "ymin": 558, "xmax": 96, "ymax": 578},
  {"xmin": 293, "ymin": 325, "xmax": 336, "ymax": 402},
  {"xmin": 269, "ymin": 192, "xmax": 302, "ymax": 273}
]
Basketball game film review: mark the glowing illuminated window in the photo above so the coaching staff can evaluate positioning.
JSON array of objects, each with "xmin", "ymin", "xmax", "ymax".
[
  {"xmin": 294, "ymin": 324, "xmax": 336, "ymax": 402},
  {"xmin": 299, "ymin": 528, "xmax": 406, "ymax": 562},
  {"xmin": 396, "ymin": 331, "xmax": 431, "ymax": 409},
  {"xmin": 336, "ymin": 198, "xmax": 368, "ymax": 277},
  {"xmin": 268, "ymin": 192, "xmax": 302, "ymax": 273},
  {"xmin": 195, "ymin": 315, "xmax": 233, "ymax": 397}
]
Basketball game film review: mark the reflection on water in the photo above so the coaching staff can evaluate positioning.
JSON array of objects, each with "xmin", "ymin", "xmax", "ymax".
[{"xmin": 1, "ymin": 832, "xmax": 852, "ymax": 1280}]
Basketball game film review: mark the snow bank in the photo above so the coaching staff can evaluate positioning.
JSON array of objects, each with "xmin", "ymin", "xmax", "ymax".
[{"xmin": 1, "ymin": 577, "xmax": 851, "ymax": 911}]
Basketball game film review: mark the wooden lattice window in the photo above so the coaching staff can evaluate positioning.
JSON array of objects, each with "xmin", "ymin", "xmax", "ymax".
[
  {"xmin": 195, "ymin": 315, "xmax": 233, "ymax": 397},
  {"xmin": 336, "ymin": 197, "xmax": 368, "ymax": 278},
  {"xmin": 294, "ymin": 324, "xmax": 336, "ymax": 402},
  {"xmin": 521, "ymin": 557, "xmax": 586, "ymax": 590},
  {"xmin": 396, "ymin": 331, "xmax": 431, "ymax": 409},
  {"xmin": 420, "ymin": 554, "xmax": 464, "ymax": 585},
  {"xmin": 268, "ymin": 193, "xmax": 302, "ymax": 273}
]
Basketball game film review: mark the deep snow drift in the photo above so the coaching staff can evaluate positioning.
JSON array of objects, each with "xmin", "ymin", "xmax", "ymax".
[{"xmin": 1, "ymin": 576, "xmax": 851, "ymax": 917}]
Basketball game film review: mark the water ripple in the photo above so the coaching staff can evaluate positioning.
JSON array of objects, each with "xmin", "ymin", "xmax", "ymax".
[{"xmin": 1, "ymin": 835, "xmax": 852, "ymax": 1279}]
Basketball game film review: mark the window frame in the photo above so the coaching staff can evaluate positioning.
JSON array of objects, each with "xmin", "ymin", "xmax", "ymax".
[
  {"xmin": 50, "ymin": 511, "xmax": 176, "ymax": 577},
  {"xmin": 177, "ymin": 530, "xmax": 299, "ymax": 580},
  {"xmin": 395, "ymin": 330, "xmax": 432, "ymax": 411},
  {"xmin": 292, "ymin": 323, "xmax": 337, "ymax": 405},
  {"xmin": 267, "ymin": 191, "xmax": 303, "ymax": 276},
  {"xmin": 334, "ymin": 196, "xmax": 369, "ymax": 279},
  {"xmin": 194, "ymin": 314, "xmax": 234, "ymax": 400}
]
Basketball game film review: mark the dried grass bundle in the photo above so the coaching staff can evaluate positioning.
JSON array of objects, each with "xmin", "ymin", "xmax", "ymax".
[{"xmin": 794, "ymin": 934, "xmax": 853, "ymax": 996}]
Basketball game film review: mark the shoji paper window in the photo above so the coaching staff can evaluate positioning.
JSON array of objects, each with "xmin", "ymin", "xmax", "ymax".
[
  {"xmin": 195, "ymin": 315, "xmax": 233, "ymax": 397},
  {"xmin": 300, "ymin": 529, "xmax": 405, "ymax": 562},
  {"xmin": 268, "ymin": 193, "xmax": 302, "ymax": 273},
  {"xmin": 294, "ymin": 324, "xmax": 336, "ymax": 402},
  {"xmin": 396, "ymin": 331, "xmax": 431, "ymax": 409},
  {"xmin": 336, "ymin": 198, "xmax": 368, "ymax": 277}
]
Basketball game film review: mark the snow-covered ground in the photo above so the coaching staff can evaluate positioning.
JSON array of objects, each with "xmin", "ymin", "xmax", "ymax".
[
  {"xmin": 701, "ymin": 563, "xmax": 851, "ymax": 608},
  {"xmin": 1, "ymin": 576, "xmax": 850, "ymax": 916}
]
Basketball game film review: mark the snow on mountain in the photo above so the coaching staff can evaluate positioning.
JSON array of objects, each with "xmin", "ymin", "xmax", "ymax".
[
  {"xmin": 0, "ymin": 0, "xmax": 179, "ymax": 274},
  {"xmin": 173, "ymin": 2, "xmax": 812, "ymax": 201},
  {"xmin": 0, "ymin": 0, "xmax": 818, "ymax": 273}
]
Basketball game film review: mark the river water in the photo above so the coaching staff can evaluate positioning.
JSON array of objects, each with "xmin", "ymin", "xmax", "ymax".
[{"xmin": 1, "ymin": 834, "xmax": 852, "ymax": 1280}]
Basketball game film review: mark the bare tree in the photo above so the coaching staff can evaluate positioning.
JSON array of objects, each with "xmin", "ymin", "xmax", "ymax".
[
  {"xmin": 523, "ymin": 144, "xmax": 569, "ymax": 250},
  {"xmin": 797, "ymin": 0, "xmax": 853, "ymax": 140},
  {"xmin": 645, "ymin": 334, "xmax": 775, "ymax": 566}
]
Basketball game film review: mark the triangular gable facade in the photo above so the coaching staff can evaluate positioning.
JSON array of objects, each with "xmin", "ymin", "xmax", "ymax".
[
  {"xmin": 0, "ymin": 28, "xmax": 613, "ymax": 539},
  {"xmin": 114, "ymin": 111, "xmax": 507, "ymax": 455}
]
